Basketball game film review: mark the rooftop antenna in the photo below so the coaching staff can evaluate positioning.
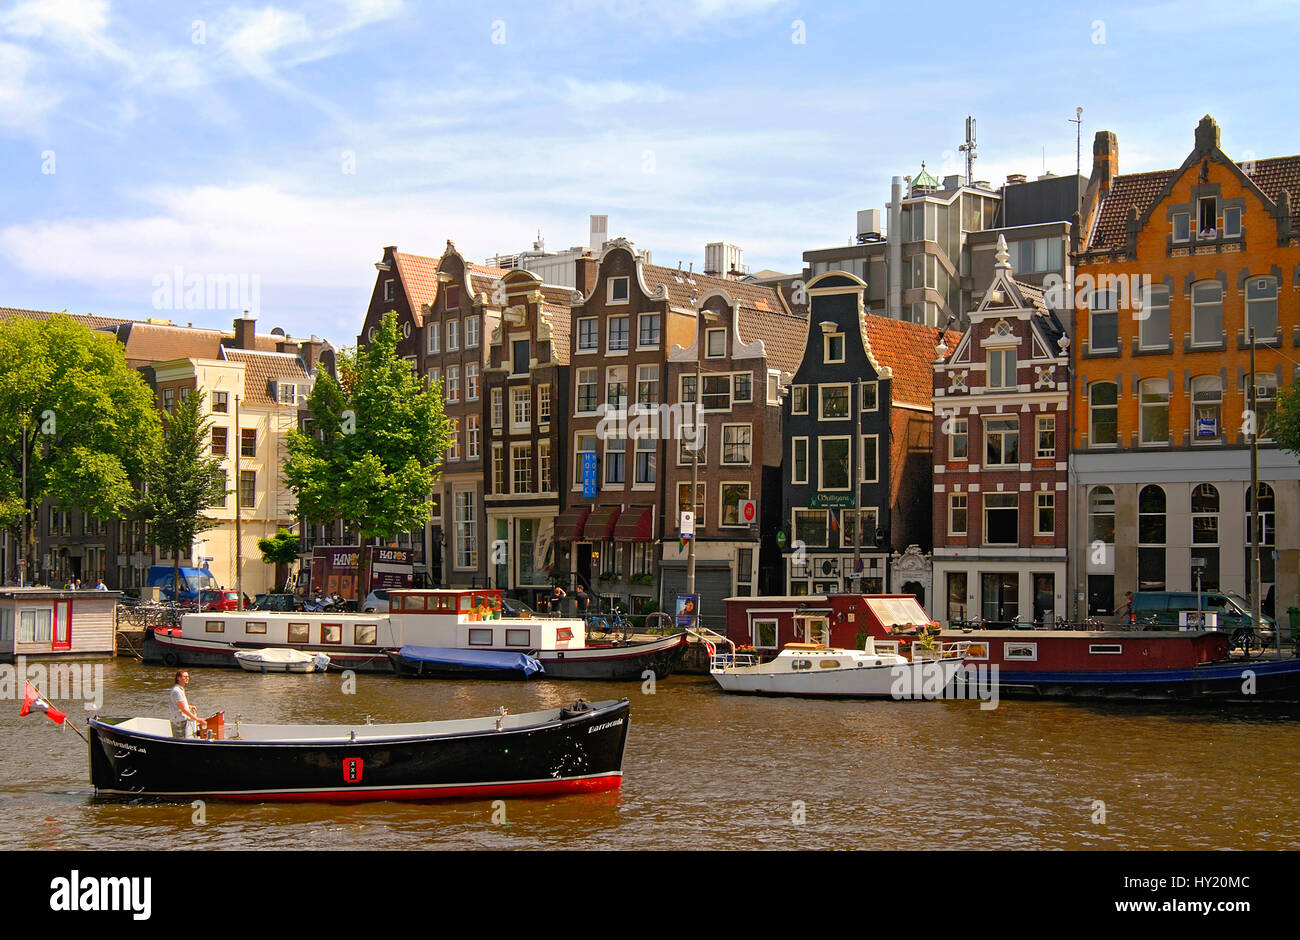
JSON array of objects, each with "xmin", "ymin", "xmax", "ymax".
[
  {"xmin": 1069, "ymin": 106, "xmax": 1083, "ymax": 213},
  {"xmin": 958, "ymin": 115, "xmax": 977, "ymax": 184}
]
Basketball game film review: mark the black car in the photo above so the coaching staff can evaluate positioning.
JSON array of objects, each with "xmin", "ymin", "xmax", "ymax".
[{"xmin": 250, "ymin": 593, "xmax": 325, "ymax": 613}]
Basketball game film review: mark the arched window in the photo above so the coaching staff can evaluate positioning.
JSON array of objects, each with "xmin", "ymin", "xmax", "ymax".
[
  {"xmin": 1245, "ymin": 276, "xmax": 1278, "ymax": 338},
  {"xmin": 1191, "ymin": 375, "xmax": 1222, "ymax": 442},
  {"xmin": 1089, "ymin": 382, "xmax": 1118, "ymax": 446},
  {"xmin": 1138, "ymin": 485, "xmax": 1166, "ymax": 591},
  {"xmin": 1246, "ymin": 482, "xmax": 1277, "ymax": 583},
  {"xmin": 1139, "ymin": 378, "xmax": 1170, "ymax": 445},
  {"xmin": 1191, "ymin": 281, "xmax": 1223, "ymax": 346},
  {"xmin": 1088, "ymin": 486, "xmax": 1115, "ymax": 544},
  {"xmin": 1191, "ymin": 483, "xmax": 1220, "ymax": 591}
]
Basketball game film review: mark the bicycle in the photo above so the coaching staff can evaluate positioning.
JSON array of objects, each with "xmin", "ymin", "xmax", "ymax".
[
  {"xmin": 587, "ymin": 609, "xmax": 634, "ymax": 642},
  {"xmin": 1230, "ymin": 627, "xmax": 1266, "ymax": 658}
]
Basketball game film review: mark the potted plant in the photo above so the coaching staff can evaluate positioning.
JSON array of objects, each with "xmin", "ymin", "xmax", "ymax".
[{"xmin": 629, "ymin": 573, "xmax": 653, "ymax": 586}]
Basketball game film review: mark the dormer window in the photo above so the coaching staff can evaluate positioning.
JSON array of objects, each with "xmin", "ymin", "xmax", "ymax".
[{"xmin": 608, "ymin": 277, "xmax": 630, "ymax": 304}]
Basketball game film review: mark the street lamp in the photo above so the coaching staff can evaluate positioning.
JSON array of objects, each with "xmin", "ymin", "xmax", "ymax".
[{"xmin": 686, "ymin": 309, "xmax": 721, "ymax": 598}]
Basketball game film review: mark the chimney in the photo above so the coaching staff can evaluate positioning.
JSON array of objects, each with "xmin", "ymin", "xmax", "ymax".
[
  {"xmin": 1091, "ymin": 130, "xmax": 1118, "ymax": 195},
  {"xmin": 575, "ymin": 255, "xmax": 599, "ymax": 297},
  {"xmin": 589, "ymin": 214, "xmax": 608, "ymax": 251},
  {"xmin": 233, "ymin": 313, "xmax": 256, "ymax": 350},
  {"xmin": 1195, "ymin": 114, "xmax": 1220, "ymax": 154},
  {"xmin": 298, "ymin": 337, "xmax": 320, "ymax": 370}
]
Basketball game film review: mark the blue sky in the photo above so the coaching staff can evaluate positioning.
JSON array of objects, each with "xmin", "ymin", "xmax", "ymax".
[{"xmin": 1, "ymin": 0, "xmax": 1298, "ymax": 349}]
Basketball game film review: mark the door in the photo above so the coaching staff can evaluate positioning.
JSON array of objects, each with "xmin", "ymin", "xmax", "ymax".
[
  {"xmin": 797, "ymin": 616, "xmax": 829, "ymax": 645},
  {"xmin": 981, "ymin": 572, "xmax": 1019, "ymax": 626},
  {"xmin": 1032, "ymin": 574, "xmax": 1055, "ymax": 626},
  {"xmin": 576, "ymin": 543, "xmax": 593, "ymax": 588},
  {"xmin": 52, "ymin": 600, "xmax": 71, "ymax": 651}
]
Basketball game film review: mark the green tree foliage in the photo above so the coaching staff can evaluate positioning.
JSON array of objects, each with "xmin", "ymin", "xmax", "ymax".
[
  {"xmin": 141, "ymin": 388, "xmax": 228, "ymax": 597},
  {"xmin": 284, "ymin": 311, "xmax": 452, "ymax": 540},
  {"xmin": 0, "ymin": 314, "xmax": 161, "ymax": 565},
  {"xmin": 258, "ymin": 527, "xmax": 300, "ymax": 592},
  {"xmin": 1272, "ymin": 378, "xmax": 1300, "ymax": 460}
]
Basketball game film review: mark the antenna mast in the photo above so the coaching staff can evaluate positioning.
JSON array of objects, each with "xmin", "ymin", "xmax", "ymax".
[{"xmin": 958, "ymin": 116, "xmax": 977, "ymax": 184}]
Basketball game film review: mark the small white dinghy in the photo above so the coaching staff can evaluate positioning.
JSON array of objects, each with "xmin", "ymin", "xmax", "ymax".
[
  {"xmin": 705, "ymin": 636, "xmax": 968, "ymax": 699},
  {"xmin": 233, "ymin": 648, "xmax": 331, "ymax": 674}
]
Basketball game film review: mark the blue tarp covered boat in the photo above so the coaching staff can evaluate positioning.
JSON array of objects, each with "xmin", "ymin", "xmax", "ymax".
[{"xmin": 386, "ymin": 646, "xmax": 544, "ymax": 679}]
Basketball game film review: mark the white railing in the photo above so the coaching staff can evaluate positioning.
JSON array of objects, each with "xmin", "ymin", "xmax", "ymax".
[{"xmin": 710, "ymin": 653, "xmax": 758, "ymax": 671}]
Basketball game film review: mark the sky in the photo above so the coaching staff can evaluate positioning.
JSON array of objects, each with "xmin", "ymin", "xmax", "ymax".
[{"xmin": 1, "ymin": 0, "xmax": 1298, "ymax": 349}]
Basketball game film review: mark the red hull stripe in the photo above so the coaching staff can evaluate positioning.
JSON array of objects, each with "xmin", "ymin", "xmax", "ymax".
[{"xmin": 105, "ymin": 774, "xmax": 623, "ymax": 802}]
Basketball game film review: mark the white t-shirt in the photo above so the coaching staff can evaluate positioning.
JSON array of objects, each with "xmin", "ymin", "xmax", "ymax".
[{"xmin": 169, "ymin": 684, "xmax": 190, "ymax": 723}]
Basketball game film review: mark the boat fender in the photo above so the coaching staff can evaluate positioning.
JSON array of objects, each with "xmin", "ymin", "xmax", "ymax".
[
  {"xmin": 162, "ymin": 650, "xmax": 179, "ymax": 667},
  {"xmin": 560, "ymin": 699, "xmax": 593, "ymax": 719}
]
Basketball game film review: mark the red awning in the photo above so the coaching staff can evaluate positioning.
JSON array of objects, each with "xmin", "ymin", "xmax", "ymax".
[
  {"xmin": 614, "ymin": 505, "xmax": 654, "ymax": 542},
  {"xmin": 582, "ymin": 505, "xmax": 622, "ymax": 541},
  {"xmin": 553, "ymin": 505, "xmax": 592, "ymax": 542}
]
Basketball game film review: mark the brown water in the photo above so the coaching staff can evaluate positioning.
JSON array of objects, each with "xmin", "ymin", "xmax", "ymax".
[{"xmin": 2, "ymin": 658, "xmax": 1298, "ymax": 850}]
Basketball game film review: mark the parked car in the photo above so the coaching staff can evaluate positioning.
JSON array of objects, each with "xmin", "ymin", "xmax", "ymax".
[
  {"xmin": 361, "ymin": 589, "xmax": 390, "ymax": 613},
  {"xmin": 179, "ymin": 590, "xmax": 240, "ymax": 612},
  {"xmin": 1132, "ymin": 591, "xmax": 1276, "ymax": 639},
  {"xmin": 250, "ymin": 593, "xmax": 324, "ymax": 613}
]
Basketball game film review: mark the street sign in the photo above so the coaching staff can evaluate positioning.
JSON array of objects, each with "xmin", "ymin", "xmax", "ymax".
[
  {"xmin": 739, "ymin": 499, "xmax": 757, "ymax": 524},
  {"xmin": 680, "ymin": 511, "xmax": 695, "ymax": 539},
  {"xmin": 581, "ymin": 452, "xmax": 598, "ymax": 499},
  {"xmin": 810, "ymin": 493, "xmax": 855, "ymax": 509}
]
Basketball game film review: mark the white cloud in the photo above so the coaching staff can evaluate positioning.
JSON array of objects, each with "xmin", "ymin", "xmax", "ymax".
[
  {"xmin": 0, "ymin": 0, "xmax": 132, "ymax": 65},
  {"xmin": 0, "ymin": 41, "xmax": 61, "ymax": 130}
]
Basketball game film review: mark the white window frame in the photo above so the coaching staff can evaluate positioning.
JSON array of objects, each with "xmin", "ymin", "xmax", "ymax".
[
  {"xmin": 1035, "ymin": 492, "xmax": 1055, "ymax": 536},
  {"xmin": 447, "ymin": 319, "xmax": 459, "ymax": 351},
  {"xmin": 859, "ymin": 434, "xmax": 878, "ymax": 483},
  {"xmin": 608, "ymin": 316, "xmax": 630, "ymax": 352},
  {"xmin": 791, "ymin": 437, "xmax": 808, "ymax": 485},
  {"xmin": 512, "ymin": 443, "xmax": 532, "ymax": 494},
  {"xmin": 490, "ymin": 387, "xmax": 503, "ymax": 429},
  {"xmin": 721, "ymin": 424, "xmax": 752, "ymax": 466},
  {"xmin": 818, "ymin": 435, "xmax": 852, "ymax": 491},
  {"xmin": 637, "ymin": 312, "xmax": 661, "ymax": 349},
  {"xmin": 539, "ymin": 439, "xmax": 553, "ymax": 493},
  {"xmin": 465, "ymin": 315, "xmax": 480, "ymax": 348},
  {"xmin": 818, "ymin": 383, "xmax": 851, "ymax": 421},
  {"xmin": 719, "ymin": 481, "xmax": 752, "ymax": 527},
  {"xmin": 732, "ymin": 370, "xmax": 753, "ymax": 404},
  {"xmin": 511, "ymin": 386, "xmax": 531, "ymax": 430},
  {"xmin": 987, "ymin": 347, "xmax": 1017, "ymax": 390},
  {"xmin": 1035, "ymin": 415, "xmax": 1055, "ymax": 459},
  {"xmin": 984, "ymin": 416, "xmax": 1019, "ymax": 467},
  {"xmin": 577, "ymin": 317, "xmax": 599, "ymax": 353},
  {"xmin": 949, "ymin": 493, "xmax": 967, "ymax": 536},
  {"xmin": 823, "ymin": 332, "xmax": 845, "ymax": 364},
  {"xmin": 576, "ymin": 367, "xmax": 599, "ymax": 415},
  {"xmin": 466, "ymin": 414, "xmax": 480, "ymax": 460},
  {"xmin": 538, "ymin": 383, "xmax": 552, "ymax": 424},
  {"xmin": 466, "ymin": 363, "xmax": 479, "ymax": 401},
  {"xmin": 791, "ymin": 385, "xmax": 809, "ymax": 415},
  {"xmin": 705, "ymin": 328, "xmax": 726, "ymax": 359},
  {"xmin": 607, "ymin": 276, "xmax": 630, "ymax": 304}
]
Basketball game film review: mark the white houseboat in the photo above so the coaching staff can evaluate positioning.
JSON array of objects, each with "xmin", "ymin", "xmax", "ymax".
[{"xmin": 145, "ymin": 588, "xmax": 689, "ymax": 680}]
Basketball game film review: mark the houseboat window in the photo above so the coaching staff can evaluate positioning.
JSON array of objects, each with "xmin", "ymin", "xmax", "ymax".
[
  {"xmin": 287, "ymin": 623, "xmax": 310, "ymax": 644},
  {"xmin": 792, "ymin": 659, "xmax": 812, "ymax": 671},
  {"xmin": 1089, "ymin": 644, "xmax": 1123, "ymax": 655},
  {"xmin": 1003, "ymin": 643, "xmax": 1037, "ymax": 661},
  {"xmin": 321, "ymin": 624, "xmax": 342, "ymax": 644},
  {"xmin": 753, "ymin": 619, "xmax": 778, "ymax": 649},
  {"xmin": 472, "ymin": 593, "xmax": 500, "ymax": 610},
  {"xmin": 17, "ymin": 609, "xmax": 52, "ymax": 643},
  {"xmin": 459, "ymin": 595, "xmax": 473, "ymax": 612},
  {"xmin": 505, "ymin": 629, "xmax": 531, "ymax": 646},
  {"xmin": 405, "ymin": 595, "xmax": 426, "ymax": 611},
  {"xmin": 0, "ymin": 609, "xmax": 11, "ymax": 644},
  {"xmin": 433, "ymin": 596, "xmax": 455, "ymax": 613},
  {"xmin": 817, "ymin": 659, "xmax": 842, "ymax": 669},
  {"xmin": 245, "ymin": 621, "xmax": 267, "ymax": 635},
  {"xmin": 468, "ymin": 628, "xmax": 493, "ymax": 646},
  {"xmin": 205, "ymin": 620, "xmax": 225, "ymax": 633},
  {"xmin": 355, "ymin": 624, "xmax": 377, "ymax": 645}
]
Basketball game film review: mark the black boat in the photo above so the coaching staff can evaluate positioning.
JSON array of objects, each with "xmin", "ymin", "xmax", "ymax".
[{"xmin": 88, "ymin": 698, "xmax": 629, "ymax": 801}]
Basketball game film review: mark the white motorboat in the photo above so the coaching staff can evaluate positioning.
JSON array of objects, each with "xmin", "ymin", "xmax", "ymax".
[
  {"xmin": 233, "ymin": 648, "xmax": 331, "ymax": 674},
  {"xmin": 705, "ymin": 636, "xmax": 968, "ymax": 699}
]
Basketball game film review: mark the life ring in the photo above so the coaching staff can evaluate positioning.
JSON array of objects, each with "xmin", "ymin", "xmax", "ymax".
[{"xmin": 162, "ymin": 650, "xmax": 180, "ymax": 667}]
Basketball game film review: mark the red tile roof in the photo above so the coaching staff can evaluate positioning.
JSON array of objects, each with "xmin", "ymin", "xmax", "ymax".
[
  {"xmin": 862, "ymin": 315, "xmax": 962, "ymax": 408},
  {"xmin": 1089, "ymin": 155, "xmax": 1300, "ymax": 250},
  {"xmin": 392, "ymin": 252, "xmax": 440, "ymax": 327},
  {"xmin": 738, "ymin": 306, "xmax": 809, "ymax": 376},
  {"xmin": 0, "ymin": 306, "xmax": 133, "ymax": 332},
  {"xmin": 640, "ymin": 263, "xmax": 790, "ymax": 316}
]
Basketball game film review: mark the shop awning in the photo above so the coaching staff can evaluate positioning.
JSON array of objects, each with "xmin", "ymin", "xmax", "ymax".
[
  {"xmin": 614, "ymin": 505, "xmax": 654, "ymax": 542},
  {"xmin": 553, "ymin": 505, "xmax": 592, "ymax": 542},
  {"xmin": 582, "ymin": 504, "xmax": 622, "ymax": 541}
]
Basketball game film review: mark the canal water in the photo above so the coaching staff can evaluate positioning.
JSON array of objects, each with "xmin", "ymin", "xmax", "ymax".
[{"xmin": 2, "ymin": 658, "xmax": 1298, "ymax": 850}]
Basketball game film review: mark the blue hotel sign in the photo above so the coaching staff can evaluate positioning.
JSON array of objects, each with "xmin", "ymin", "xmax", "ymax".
[{"xmin": 582, "ymin": 451, "xmax": 598, "ymax": 498}]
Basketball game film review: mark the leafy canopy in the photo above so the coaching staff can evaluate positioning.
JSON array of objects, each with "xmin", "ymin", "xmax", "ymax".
[
  {"xmin": 0, "ymin": 313, "xmax": 161, "ymax": 530},
  {"xmin": 284, "ymin": 311, "xmax": 452, "ymax": 539}
]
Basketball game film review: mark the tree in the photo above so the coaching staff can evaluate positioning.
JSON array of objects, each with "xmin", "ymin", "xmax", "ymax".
[
  {"xmin": 141, "ymin": 388, "xmax": 228, "ymax": 599},
  {"xmin": 1271, "ymin": 378, "xmax": 1300, "ymax": 459},
  {"xmin": 257, "ymin": 528, "xmax": 299, "ymax": 592},
  {"xmin": 0, "ymin": 313, "xmax": 161, "ymax": 579},
  {"xmin": 284, "ymin": 311, "xmax": 453, "ymax": 541}
]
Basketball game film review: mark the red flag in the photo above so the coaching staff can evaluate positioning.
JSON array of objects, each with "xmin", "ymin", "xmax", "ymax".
[{"xmin": 19, "ymin": 682, "xmax": 67, "ymax": 725}]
